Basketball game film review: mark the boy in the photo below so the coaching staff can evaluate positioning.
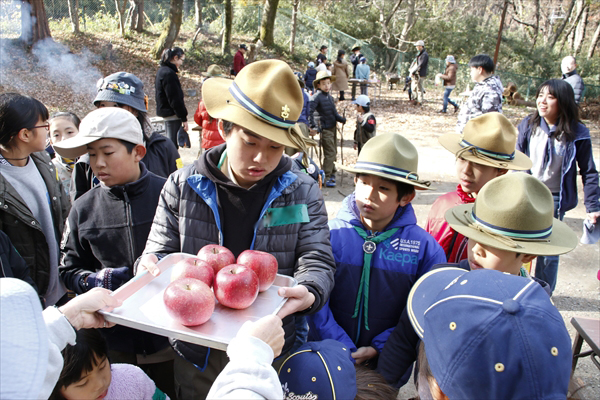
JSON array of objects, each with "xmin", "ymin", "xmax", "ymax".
[
  {"xmin": 307, "ymin": 133, "xmax": 446, "ymax": 367},
  {"xmin": 407, "ymin": 267, "xmax": 573, "ymax": 399},
  {"xmin": 426, "ymin": 112, "xmax": 531, "ymax": 263},
  {"xmin": 54, "ymin": 107, "xmax": 174, "ymax": 398},
  {"xmin": 377, "ymin": 172, "xmax": 578, "ymax": 387},
  {"xmin": 309, "ymin": 70, "xmax": 347, "ymax": 187},
  {"xmin": 456, "ymin": 54, "xmax": 504, "ymax": 133},
  {"xmin": 352, "ymin": 94, "xmax": 376, "ymax": 154},
  {"xmin": 136, "ymin": 59, "xmax": 336, "ymax": 399},
  {"xmin": 304, "ymin": 61, "xmax": 317, "ymax": 93}
]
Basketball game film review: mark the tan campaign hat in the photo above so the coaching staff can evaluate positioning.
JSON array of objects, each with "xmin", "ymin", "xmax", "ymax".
[
  {"xmin": 438, "ymin": 112, "xmax": 532, "ymax": 170},
  {"xmin": 53, "ymin": 107, "xmax": 143, "ymax": 159},
  {"xmin": 338, "ymin": 133, "xmax": 432, "ymax": 190},
  {"xmin": 201, "ymin": 64, "xmax": 224, "ymax": 77},
  {"xmin": 445, "ymin": 173, "xmax": 577, "ymax": 255},
  {"xmin": 313, "ymin": 70, "xmax": 336, "ymax": 86}
]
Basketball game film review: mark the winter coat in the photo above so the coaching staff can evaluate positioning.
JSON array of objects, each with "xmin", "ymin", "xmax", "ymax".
[
  {"xmin": 141, "ymin": 145, "xmax": 336, "ymax": 369},
  {"xmin": 563, "ymin": 69, "xmax": 585, "ymax": 104},
  {"xmin": 309, "ymin": 91, "xmax": 346, "ymax": 131},
  {"xmin": 456, "ymin": 75, "xmax": 504, "ymax": 133},
  {"xmin": 353, "ymin": 112, "xmax": 376, "ymax": 150},
  {"xmin": 350, "ymin": 52, "xmax": 364, "ymax": 76},
  {"xmin": 517, "ymin": 116, "xmax": 600, "ymax": 214},
  {"xmin": 307, "ymin": 194, "xmax": 445, "ymax": 357},
  {"xmin": 0, "ymin": 151, "xmax": 70, "ymax": 298},
  {"xmin": 304, "ymin": 68, "xmax": 317, "ymax": 90},
  {"xmin": 440, "ymin": 63, "xmax": 457, "ymax": 87},
  {"xmin": 298, "ymin": 90, "xmax": 310, "ymax": 125},
  {"xmin": 331, "ymin": 59, "xmax": 350, "ymax": 91},
  {"xmin": 355, "ymin": 64, "xmax": 370, "ymax": 81},
  {"xmin": 0, "ymin": 230, "xmax": 36, "ymax": 290},
  {"xmin": 425, "ymin": 184, "xmax": 475, "ymax": 263},
  {"xmin": 155, "ymin": 61, "xmax": 188, "ymax": 121},
  {"xmin": 233, "ymin": 50, "xmax": 246, "ymax": 75},
  {"xmin": 416, "ymin": 49, "xmax": 429, "ymax": 77},
  {"xmin": 194, "ymin": 100, "xmax": 224, "ymax": 150}
]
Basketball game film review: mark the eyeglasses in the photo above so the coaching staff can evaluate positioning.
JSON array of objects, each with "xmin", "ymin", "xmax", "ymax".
[{"xmin": 32, "ymin": 123, "xmax": 50, "ymax": 131}]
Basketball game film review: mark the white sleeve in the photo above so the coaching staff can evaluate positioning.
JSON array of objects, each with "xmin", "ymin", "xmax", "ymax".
[
  {"xmin": 38, "ymin": 307, "xmax": 77, "ymax": 400},
  {"xmin": 206, "ymin": 335, "xmax": 284, "ymax": 400}
]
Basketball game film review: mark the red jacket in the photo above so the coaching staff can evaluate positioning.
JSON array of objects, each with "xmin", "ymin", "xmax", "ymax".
[
  {"xmin": 425, "ymin": 184, "xmax": 475, "ymax": 263},
  {"xmin": 233, "ymin": 50, "xmax": 245, "ymax": 75},
  {"xmin": 193, "ymin": 100, "xmax": 224, "ymax": 150}
]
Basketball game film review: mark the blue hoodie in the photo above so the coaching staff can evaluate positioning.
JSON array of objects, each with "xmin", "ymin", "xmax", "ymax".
[{"xmin": 307, "ymin": 193, "xmax": 445, "ymax": 357}]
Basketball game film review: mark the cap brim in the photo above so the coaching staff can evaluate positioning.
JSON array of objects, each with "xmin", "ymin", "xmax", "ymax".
[
  {"xmin": 93, "ymin": 90, "xmax": 146, "ymax": 113},
  {"xmin": 52, "ymin": 134, "xmax": 101, "ymax": 159},
  {"xmin": 438, "ymin": 134, "xmax": 532, "ymax": 170},
  {"xmin": 407, "ymin": 267, "xmax": 468, "ymax": 339},
  {"xmin": 445, "ymin": 204, "xmax": 578, "ymax": 256},
  {"xmin": 202, "ymin": 77, "xmax": 299, "ymax": 148},
  {"xmin": 336, "ymin": 162, "xmax": 433, "ymax": 190}
]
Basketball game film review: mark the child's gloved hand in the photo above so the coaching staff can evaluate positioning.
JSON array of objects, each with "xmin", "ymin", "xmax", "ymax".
[{"xmin": 86, "ymin": 267, "xmax": 131, "ymax": 291}]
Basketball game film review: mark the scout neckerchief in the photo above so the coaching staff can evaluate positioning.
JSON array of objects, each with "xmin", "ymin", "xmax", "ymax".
[{"xmin": 352, "ymin": 226, "xmax": 399, "ymax": 337}]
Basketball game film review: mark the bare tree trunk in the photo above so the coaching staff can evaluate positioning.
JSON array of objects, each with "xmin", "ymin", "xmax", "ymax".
[
  {"xmin": 153, "ymin": 0, "xmax": 183, "ymax": 59},
  {"xmin": 548, "ymin": 0, "xmax": 576, "ymax": 50},
  {"xmin": 573, "ymin": 4, "xmax": 588, "ymax": 56},
  {"xmin": 129, "ymin": 0, "xmax": 144, "ymax": 32},
  {"xmin": 221, "ymin": 0, "xmax": 232, "ymax": 55},
  {"xmin": 195, "ymin": 0, "xmax": 202, "ymax": 29},
  {"xmin": 289, "ymin": 0, "xmax": 299, "ymax": 54},
  {"xmin": 531, "ymin": 0, "xmax": 539, "ymax": 49},
  {"xmin": 20, "ymin": 0, "xmax": 52, "ymax": 45},
  {"xmin": 67, "ymin": 0, "xmax": 79, "ymax": 33},
  {"xmin": 115, "ymin": 0, "xmax": 128, "ymax": 37},
  {"xmin": 587, "ymin": 21, "xmax": 600, "ymax": 59},
  {"xmin": 399, "ymin": 0, "xmax": 416, "ymax": 51},
  {"xmin": 260, "ymin": 0, "xmax": 280, "ymax": 47}
]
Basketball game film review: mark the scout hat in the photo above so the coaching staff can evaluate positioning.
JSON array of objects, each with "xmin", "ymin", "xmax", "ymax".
[
  {"xmin": 352, "ymin": 44, "xmax": 361, "ymax": 51},
  {"xmin": 94, "ymin": 72, "xmax": 147, "ymax": 113},
  {"xmin": 53, "ymin": 107, "xmax": 143, "ymax": 159},
  {"xmin": 338, "ymin": 133, "xmax": 431, "ymax": 189},
  {"xmin": 414, "ymin": 40, "xmax": 425, "ymax": 47},
  {"xmin": 201, "ymin": 64, "xmax": 224, "ymax": 77},
  {"xmin": 313, "ymin": 70, "xmax": 336, "ymax": 86},
  {"xmin": 202, "ymin": 59, "xmax": 314, "ymax": 150},
  {"xmin": 278, "ymin": 339, "xmax": 357, "ymax": 400},
  {"xmin": 445, "ymin": 173, "xmax": 577, "ymax": 255},
  {"xmin": 407, "ymin": 267, "xmax": 572, "ymax": 399},
  {"xmin": 439, "ymin": 112, "xmax": 532, "ymax": 170}
]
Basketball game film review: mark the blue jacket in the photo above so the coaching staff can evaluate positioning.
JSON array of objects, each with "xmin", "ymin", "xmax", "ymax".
[
  {"xmin": 355, "ymin": 64, "xmax": 370, "ymax": 80},
  {"xmin": 517, "ymin": 115, "xmax": 600, "ymax": 214},
  {"xmin": 298, "ymin": 90, "xmax": 310, "ymax": 125},
  {"xmin": 307, "ymin": 194, "xmax": 445, "ymax": 358},
  {"xmin": 304, "ymin": 68, "xmax": 317, "ymax": 89}
]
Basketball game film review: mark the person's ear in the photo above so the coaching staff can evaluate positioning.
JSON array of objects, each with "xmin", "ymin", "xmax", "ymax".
[
  {"xmin": 521, "ymin": 254, "xmax": 537, "ymax": 263},
  {"xmin": 217, "ymin": 119, "xmax": 226, "ymax": 140},
  {"xmin": 132, "ymin": 144, "xmax": 146, "ymax": 162},
  {"xmin": 496, "ymin": 168, "xmax": 509, "ymax": 177},
  {"xmin": 399, "ymin": 191, "xmax": 416, "ymax": 207},
  {"xmin": 17, "ymin": 127, "xmax": 35, "ymax": 143}
]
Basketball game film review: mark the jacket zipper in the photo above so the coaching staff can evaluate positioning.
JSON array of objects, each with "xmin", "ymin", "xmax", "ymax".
[{"xmin": 122, "ymin": 190, "xmax": 135, "ymax": 266}]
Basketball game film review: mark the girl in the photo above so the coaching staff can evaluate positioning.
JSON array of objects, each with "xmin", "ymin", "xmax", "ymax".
[
  {"xmin": 517, "ymin": 79, "xmax": 600, "ymax": 292},
  {"xmin": 155, "ymin": 47, "xmax": 188, "ymax": 147},
  {"xmin": 0, "ymin": 93, "xmax": 69, "ymax": 306},
  {"xmin": 49, "ymin": 112, "xmax": 80, "ymax": 198},
  {"xmin": 51, "ymin": 329, "xmax": 168, "ymax": 400},
  {"xmin": 331, "ymin": 49, "xmax": 349, "ymax": 101}
]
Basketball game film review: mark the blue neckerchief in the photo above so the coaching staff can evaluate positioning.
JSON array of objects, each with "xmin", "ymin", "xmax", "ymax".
[{"xmin": 540, "ymin": 118, "xmax": 559, "ymax": 170}]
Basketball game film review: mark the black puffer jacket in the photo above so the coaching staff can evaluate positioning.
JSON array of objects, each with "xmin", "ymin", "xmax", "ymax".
[
  {"xmin": 309, "ymin": 91, "xmax": 346, "ymax": 131},
  {"xmin": 0, "ymin": 230, "xmax": 37, "ymax": 291},
  {"xmin": 141, "ymin": 146, "xmax": 336, "ymax": 368},
  {"xmin": 155, "ymin": 61, "xmax": 188, "ymax": 121}
]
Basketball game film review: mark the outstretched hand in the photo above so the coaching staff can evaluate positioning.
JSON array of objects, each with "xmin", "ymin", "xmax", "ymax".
[
  {"xmin": 59, "ymin": 288, "xmax": 122, "ymax": 330},
  {"xmin": 238, "ymin": 315, "xmax": 285, "ymax": 357},
  {"xmin": 136, "ymin": 253, "xmax": 160, "ymax": 277},
  {"xmin": 276, "ymin": 285, "xmax": 315, "ymax": 319}
]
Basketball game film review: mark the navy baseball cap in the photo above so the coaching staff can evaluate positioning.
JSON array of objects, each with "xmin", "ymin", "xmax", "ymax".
[
  {"xmin": 278, "ymin": 340, "xmax": 357, "ymax": 400},
  {"xmin": 94, "ymin": 72, "xmax": 147, "ymax": 112},
  {"xmin": 408, "ymin": 268, "xmax": 572, "ymax": 400}
]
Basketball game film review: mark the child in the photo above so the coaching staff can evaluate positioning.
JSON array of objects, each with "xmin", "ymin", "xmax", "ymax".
[
  {"xmin": 307, "ymin": 133, "xmax": 446, "ymax": 367},
  {"xmin": 407, "ymin": 267, "xmax": 573, "ymax": 399},
  {"xmin": 71, "ymin": 71, "xmax": 181, "ymax": 201},
  {"xmin": 355, "ymin": 57, "xmax": 370, "ymax": 95},
  {"xmin": 54, "ymin": 107, "xmax": 174, "ymax": 398},
  {"xmin": 51, "ymin": 328, "xmax": 169, "ymax": 400},
  {"xmin": 136, "ymin": 59, "xmax": 336, "ymax": 399},
  {"xmin": 352, "ymin": 95, "xmax": 376, "ymax": 154},
  {"xmin": 49, "ymin": 112, "xmax": 80, "ymax": 199},
  {"xmin": 426, "ymin": 112, "xmax": 531, "ymax": 263},
  {"xmin": 304, "ymin": 61, "xmax": 317, "ymax": 93},
  {"xmin": 0, "ymin": 93, "xmax": 70, "ymax": 306},
  {"xmin": 437, "ymin": 55, "xmax": 459, "ymax": 113},
  {"xmin": 456, "ymin": 54, "xmax": 504, "ymax": 133},
  {"xmin": 309, "ymin": 70, "xmax": 347, "ymax": 187},
  {"xmin": 194, "ymin": 65, "xmax": 226, "ymax": 151}
]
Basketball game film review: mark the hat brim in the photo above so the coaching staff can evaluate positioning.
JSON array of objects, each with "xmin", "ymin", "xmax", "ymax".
[
  {"xmin": 445, "ymin": 204, "xmax": 578, "ymax": 255},
  {"xmin": 314, "ymin": 75, "xmax": 336, "ymax": 85},
  {"xmin": 52, "ymin": 134, "xmax": 102, "ymax": 159},
  {"xmin": 352, "ymin": 47, "xmax": 361, "ymax": 51},
  {"xmin": 93, "ymin": 90, "xmax": 146, "ymax": 113},
  {"xmin": 201, "ymin": 72, "xmax": 224, "ymax": 77},
  {"xmin": 202, "ymin": 77, "xmax": 301, "ymax": 148},
  {"xmin": 439, "ymin": 134, "xmax": 532, "ymax": 170},
  {"xmin": 337, "ymin": 162, "xmax": 433, "ymax": 190}
]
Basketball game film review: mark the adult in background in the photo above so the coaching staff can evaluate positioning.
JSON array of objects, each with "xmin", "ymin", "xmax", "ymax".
[
  {"xmin": 561, "ymin": 56, "xmax": 584, "ymax": 104},
  {"xmin": 517, "ymin": 79, "xmax": 600, "ymax": 292},
  {"xmin": 155, "ymin": 47, "xmax": 188, "ymax": 147},
  {"xmin": 331, "ymin": 49, "xmax": 350, "ymax": 101},
  {"xmin": 409, "ymin": 40, "xmax": 429, "ymax": 105},
  {"xmin": 233, "ymin": 44, "xmax": 247, "ymax": 76},
  {"xmin": 350, "ymin": 44, "xmax": 363, "ymax": 77},
  {"xmin": 437, "ymin": 55, "xmax": 459, "ymax": 113},
  {"xmin": 316, "ymin": 45, "xmax": 328, "ymax": 65},
  {"xmin": 355, "ymin": 57, "xmax": 370, "ymax": 95}
]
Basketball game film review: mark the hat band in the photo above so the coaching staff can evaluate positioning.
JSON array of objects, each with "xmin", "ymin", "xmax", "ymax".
[
  {"xmin": 354, "ymin": 161, "xmax": 421, "ymax": 182},
  {"xmin": 459, "ymin": 140, "xmax": 515, "ymax": 161},
  {"xmin": 472, "ymin": 211, "xmax": 553, "ymax": 240},
  {"xmin": 229, "ymin": 82, "xmax": 297, "ymax": 129},
  {"xmin": 99, "ymin": 81, "xmax": 137, "ymax": 96}
]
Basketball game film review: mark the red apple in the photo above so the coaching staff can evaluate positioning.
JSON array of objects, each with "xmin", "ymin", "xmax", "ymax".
[
  {"xmin": 197, "ymin": 244, "xmax": 236, "ymax": 274},
  {"xmin": 214, "ymin": 264, "xmax": 259, "ymax": 309},
  {"xmin": 171, "ymin": 257, "xmax": 215, "ymax": 288},
  {"xmin": 236, "ymin": 250, "xmax": 278, "ymax": 292},
  {"xmin": 163, "ymin": 278, "xmax": 215, "ymax": 326}
]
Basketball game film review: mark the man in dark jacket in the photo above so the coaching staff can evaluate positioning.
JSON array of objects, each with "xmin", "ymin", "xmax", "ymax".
[
  {"xmin": 233, "ymin": 44, "xmax": 247, "ymax": 75},
  {"xmin": 561, "ymin": 56, "xmax": 585, "ymax": 104},
  {"xmin": 137, "ymin": 60, "xmax": 336, "ymax": 399},
  {"xmin": 409, "ymin": 40, "xmax": 429, "ymax": 105}
]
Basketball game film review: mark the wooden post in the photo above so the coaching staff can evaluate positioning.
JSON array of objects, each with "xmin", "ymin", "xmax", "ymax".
[{"xmin": 494, "ymin": 0, "xmax": 509, "ymax": 66}]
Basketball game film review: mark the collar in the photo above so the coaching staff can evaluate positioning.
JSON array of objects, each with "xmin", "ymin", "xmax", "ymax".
[
  {"xmin": 104, "ymin": 162, "xmax": 150, "ymax": 199},
  {"xmin": 455, "ymin": 184, "xmax": 476, "ymax": 203}
]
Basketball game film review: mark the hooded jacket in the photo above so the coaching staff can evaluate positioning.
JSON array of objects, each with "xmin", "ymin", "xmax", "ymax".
[
  {"xmin": 141, "ymin": 145, "xmax": 336, "ymax": 368},
  {"xmin": 456, "ymin": 75, "xmax": 504, "ymax": 133},
  {"xmin": 194, "ymin": 100, "xmax": 224, "ymax": 150},
  {"xmin": 517, "ymin": 115, "xmax": 600, "ymax": 215},
  {"xmin": 0, "ymin": 230, "xmax": 36, "ymax": 290},
  {"xmin": 155, "ymin": 61, "xmax": 188, "ymax": 121},
  {"xmin": 307, "ymin": 194, "xmax": 445, "ymax": 357},
  {"xmin": 0, "ymin": 151, "xmax": 70, "ymax": 298},
  {"xmin": 440, "ymin": 62, "xmax": 457, "ymax": 87},
  {"xmin": 309, "ymin": 91, "xmax": 346, "ymax": 131},
  {"xmin": 562, "ymin": 69, "xmax": 584, "ymax": 104},
  {"xmin": 304, "ymin": 68, "xmax": 317, "ymax": 89}
]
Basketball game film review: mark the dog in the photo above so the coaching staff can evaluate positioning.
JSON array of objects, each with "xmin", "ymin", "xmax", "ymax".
[{"xmin": 403, "ymin": 75, "xmax": 412, "ymax": 101}]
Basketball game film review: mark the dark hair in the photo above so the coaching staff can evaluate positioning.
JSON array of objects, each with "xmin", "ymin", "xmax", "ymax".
[
  {"xmin": 160, "ymin": 47, "xmax": 185, "ymax": 65},
  {"xmin": 50, "ymin": 329, "xmax": 109, "ymax": 400},
  {"xmin": 361, "ymin": 105, "xmax": 370, "ymax": 113},
  {"xmin": 118, "ymin": 139, "xmax": 137, "ymax": 154},
  {"xmin": 356, "ymin": 173, "xmax": 416, "ymax": 201},
  {"xmin": 528, "ymin": 79, "xmax": 580, "ymax": 142},
  {"xmin": 0, "ymin": 93, "xmax": 49, "ymax": 150},
  {"xmin": 222, "ymin": 120, "xmax": 235, "ymax": 136},
  {"xmin": 337, "ymin": 49, "xmax": 345, "ymax": 62},
  {"xmin": 50, "ymin": 112, "xmax": 81, "ymax": 129},
  {"xmin": 468, "ymin": 54, "xmax": 495, "ymax": 73},
  {"xmin": 354, "ymin": 365, "xmax": 398, "ymax": 400}
]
